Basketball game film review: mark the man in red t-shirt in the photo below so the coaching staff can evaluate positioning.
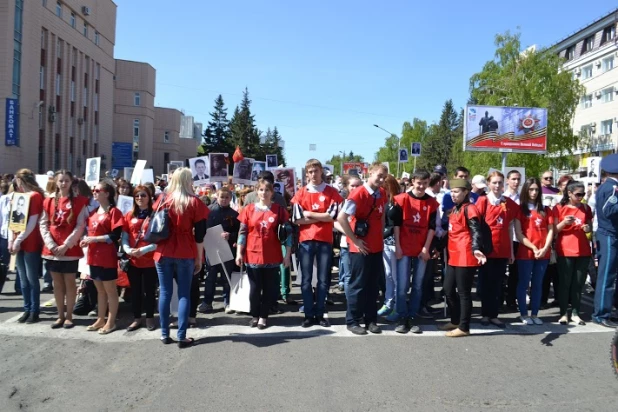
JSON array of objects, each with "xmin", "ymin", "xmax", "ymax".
[
  {"xmin": 337, "ymin": 162, "xmax": 387, "ymax": 335},
  {"xmin": 292, "ymin": 159, "xmax": 343, "ymax": 328}
]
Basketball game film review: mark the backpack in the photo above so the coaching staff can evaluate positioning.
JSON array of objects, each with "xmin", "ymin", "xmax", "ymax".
[{"xmin": 463, "ymin": 204, "xmax": 493, "ymax": 255}]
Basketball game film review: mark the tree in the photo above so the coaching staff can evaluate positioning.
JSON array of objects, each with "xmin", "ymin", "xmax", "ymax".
[
  {"xmin": 325, "ymin": 151, "xmax": 364, "ymax": 176},
  {"xmin": 229, "ymin": 88, "xmax": 261, "ymax": 159},
  {"xmin": 467, "ymin": 31, "xmax": 585, "ymax": 176},
  {"xmin": 417, "ymin": 99, "xmax": 460, "ymax": 171},
  {"xmin": 198, "ymin": 94, "xmax": 231, "ymax": 156}
]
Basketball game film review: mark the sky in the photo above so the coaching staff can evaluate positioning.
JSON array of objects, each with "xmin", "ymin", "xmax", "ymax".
[{"xmin": 113, "ymin": 0, "xmax": 618, "ymax": 173}]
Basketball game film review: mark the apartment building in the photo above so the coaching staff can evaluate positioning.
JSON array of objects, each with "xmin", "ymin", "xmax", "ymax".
[
  {"xmin": 554, "ymin": 9, "xmax": 618, "ymax": 170},
  {"xmin": 0, "ymin": 0, "xmax": 117, "ymax": 174}
]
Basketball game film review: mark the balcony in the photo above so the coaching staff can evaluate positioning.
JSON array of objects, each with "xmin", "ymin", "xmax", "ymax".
[{"xmin": 590, "ymin": 134, "xmax": 614, "ymax": 152}]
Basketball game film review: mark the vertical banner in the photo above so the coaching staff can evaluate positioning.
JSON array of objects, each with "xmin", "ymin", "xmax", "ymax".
[{"xmin": 5, "ymin": 98, "xmax": 19, "ymax": 146}]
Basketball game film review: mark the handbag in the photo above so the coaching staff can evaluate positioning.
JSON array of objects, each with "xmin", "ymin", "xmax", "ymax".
[
  {"xmin": 354, "ymin": 195, "xmax": 377, "ymax": 237},
  {"xmin": 228, "ymin": 265, "xmax": 251, "ymax": 313},
  {"xmin": 119, "ymin": 214, "xmax": 150, "ymax": 272},
  {"xmin": 275, "ymin": 204, "xmax": 291, "ymax": 244},
  {"xmin": 144, "ymin": 194, "xmax": 169, "ymax": 243}
]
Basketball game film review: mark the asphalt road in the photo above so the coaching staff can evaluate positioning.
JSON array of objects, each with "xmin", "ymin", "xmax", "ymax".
[{"xmin": 0, "ymin": 274, "xmax": 616, "ymax": 412}]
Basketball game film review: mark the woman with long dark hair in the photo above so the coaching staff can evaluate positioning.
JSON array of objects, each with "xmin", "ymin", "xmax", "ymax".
[
  {"xmin": 514, "ymin": 178, "xmax": 554, "ymax": 325},
  {"xmin": 80, "ymin": 180, "xmax": 124, "ymax": 334},
  {"xmin": 553, "ymin": 180, "xmax": 593, "ymax": 325},
  {"xmin": 8, "ymin": 169, "xmax": 46, "ymax": 324},
  {"xmin": 378, "ymin": 175, "xmax": 401, "ymax": 321},
  {"xmin": 121, "ymin": 185, "xmax": 157, "ymax": 332},
  {"xmin": 40, "ymin": 170, "xmax": 89, "ymax": 329}
]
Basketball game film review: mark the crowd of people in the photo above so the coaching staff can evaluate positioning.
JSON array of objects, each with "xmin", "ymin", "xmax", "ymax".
[{"xmin": 0, "ymin": 155, "xmax": 617, "ymax": 348}]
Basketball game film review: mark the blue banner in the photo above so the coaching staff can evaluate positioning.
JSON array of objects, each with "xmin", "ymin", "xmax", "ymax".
[
  {"xmin": 5, "ymin": 98, "xmax": 19, "ymax": 146},
  {"xmin": 112, "ymin": 142, "xmax": 133, "ymax": 169}
]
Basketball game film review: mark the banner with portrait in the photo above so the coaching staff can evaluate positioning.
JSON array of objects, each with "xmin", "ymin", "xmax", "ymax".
[
  {"xmin": 209, "ymin": 153, "xmax": 230, "ymax": 182},
  {"xmin": 189, "ymin": 156, "xmax": 210, "ymax": 186},
  {"xmin": 251, "ymin": 161, "xmax": 266, "ymax": 182},
  {"xmin": 9, "ymin": 193, "xmax": 30, "ymax": 232},
  {"xmin": 272, "ymin": 168, "xmax": 296, "ymax": 197},
  {"xmin": 233, "ymin": 158, "xmax": 254, "ymax": 185}
]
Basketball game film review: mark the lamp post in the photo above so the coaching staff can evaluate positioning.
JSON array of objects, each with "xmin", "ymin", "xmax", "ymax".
[
  {"xmin": 374, "ymin": 124, "xmax": 400, "ymax": 177},
  {"xmin": 338, "ymin": 150, "xmax": 345, "ymax": 176}
]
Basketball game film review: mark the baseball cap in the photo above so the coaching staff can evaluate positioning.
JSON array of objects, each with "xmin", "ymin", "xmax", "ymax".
[
  {"xmin": 471, "ymin": 175, "xmax": 487, "ymax": 189},
  {"xmin": 46, "ymin": 170, "xmax": 54, "ymax": 178},
  {"xmin": 434, "ymin": 165, "xmax": 447, "ymax": 176}
]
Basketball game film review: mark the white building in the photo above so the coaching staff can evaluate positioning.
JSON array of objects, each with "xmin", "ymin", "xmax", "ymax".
[{"xmin": 554, "ymin": 9, "xmax": 617, "ymax": 171}]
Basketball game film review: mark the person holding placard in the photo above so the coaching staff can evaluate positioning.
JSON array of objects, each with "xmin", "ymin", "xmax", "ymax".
[
  {"xmin": 80, "ymin": 181, "xmax": 125, "ymax": 335},
  {"xmin": 121, "ymin": 185, "xmax": 157, "ymax": 332},
  {"xmin": 40, "ymin": 170, "xmax": 89, "ymax": 329},
  {"xmin": 8, "ymin": 169, "xmax": 45, "ymax": 324},
  {"xmin": 236, "ymin": 178, "xmax": 292, "ymax": 330},
  {"xmin": 154, "ymin": 168, "xmax": 209, "ymax": 348}
]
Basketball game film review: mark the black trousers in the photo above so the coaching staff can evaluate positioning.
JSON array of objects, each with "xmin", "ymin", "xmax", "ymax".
[
  {"xmin": 127, "ymin": 265, "xmax": 158, "ymax": 319},
  {"xmin": 541, "ymin": 263, "xmax": 559, "ymax": 305},
  {"xmin": 346, "ymin": 252, "xmax": 382, "ymax": 326},
  {"xmin": 444, "ymin": 265, "xmax": 476, "ymax": 332},
  {"xmin": 479, "ymin": 258, "xmax": 508, "ymax": 319},
  {"xmin": 505, "ymin": 242, "xmax": 519, "ymax": 305},
  {"xmin": 247, "ymin": 266, "xmax": 278, "ymax": 319},
  {"xmin": 421, "ymin": 258, "xmax": 437, "ymax": 307}
]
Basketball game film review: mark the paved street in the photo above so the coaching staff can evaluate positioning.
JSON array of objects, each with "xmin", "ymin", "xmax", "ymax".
[{"xmin": 0, "ymin": 275, "xmax": 616, "ymax": 412}]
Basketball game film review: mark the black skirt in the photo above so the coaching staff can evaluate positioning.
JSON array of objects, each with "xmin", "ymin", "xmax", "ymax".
[{"xmin": 44, "ymin": 259, "xmax": 79, "ymax": 274}]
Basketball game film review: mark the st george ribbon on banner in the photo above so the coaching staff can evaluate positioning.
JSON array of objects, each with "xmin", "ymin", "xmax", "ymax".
[{"xmin": 5, "ymin": 98, "xmax": 19, "ymax": 146}]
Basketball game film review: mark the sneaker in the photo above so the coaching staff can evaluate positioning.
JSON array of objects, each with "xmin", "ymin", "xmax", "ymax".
[
  {"xmin": 299, "ymin": 305, "xmax": 304, "ymax": 313},
  {"xmin": 409, "ymin": 324, "xmax": 422, "ymax": 334},
  {"xmin": 520, "ymin": 316, "xmax": 533, "ymax": 325},
  {"xmin": 17, "ymin": 312, "xmax": 30, "ymax": 323},
  {"xmin": 377, "ymin": 305, "xmax": 392, "ymax": 316},
  {"xmin": 415, "ymin": 307, "xmax": 434, "ymax": 320},
  {"xmin": 531, "ymin": 317, "xmax": 543, "ymax": 325},
  {"xmin": 366, "ymin": 322, "xmax": 382, "ymax": 334},
  {"xmin": 224, "ymin": 306, "xmax": 235, "ymax": 314},
  {"xmin": 395, "ymin": 318, "xmax": 410, "ymax": 334},
  {"xmin": 347, "ymin": 325, "xmax": 367, "ymax": 335},
  {"xmin": 301, "ymin": 317, "xmax": 314, "ymax": 328},
  {"xmin": 571, "ymin": 315, "xmax": 586, "ymax": 325},
  {"xmin": 337, "ymin": 284, "xmax": 344, "ymax": 292},
  {"xmin": 385, "ymin": 311, "xmax": 399, "ymax": 323},
  {"xmin": 317, "ymin": 317, "xmax": 330, "ymax": 327},
  {"xmin": 88, "ymin": 309, "xmax": 98, "ymax": 317},
  {"xmin": 198, "ymin": 303, "xmax": 213, "ymax": 314},
  {"xmin": 26, "ymin": 313, "xmax": 40, "ymax": 324},
  {"xmin": 558, "ymin": 315, "xmax": 568, "ymax": 325},
  {"xmin": 41, "ymin": 284, "xmax": 53, "ymax": 293}
]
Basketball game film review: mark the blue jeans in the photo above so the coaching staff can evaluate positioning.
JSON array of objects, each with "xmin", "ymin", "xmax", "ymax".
[
  {"xmin": 396, "ymin": 256, "xmax": 427, "ymax": 318},
  {"xmin": 338, "ymin": 247, "xmax": 350, "ymax": 289},
  {"xmin": 155, "ymin": 257, "xmax": 194, "ymax": 340},
  {"xmin": 16, "ymin": 251, "xmax": 42, "ymax": 314},
  {"xmin": 517, "ymin": 259, "xmax": 548, "ymax": 316},
  {"xmin": 382, "ymin": 245, "xmax": 397, "ymax": 309},
  {"xmin": 593, "ymin": 233, "xmax": 618, "ymax": 321},
  {"xmin": 298, "ymin": 241, "xmax": 332, "ymax": 318}
]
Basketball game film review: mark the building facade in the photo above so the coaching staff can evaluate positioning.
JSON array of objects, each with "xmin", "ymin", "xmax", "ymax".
[
  {"xmin": 554, "ymin": 9, "xmax": 618, "ymax": 170},
  {"xmin": 0, "ymin": 0, "xmax": 117, "ymax": 175}
]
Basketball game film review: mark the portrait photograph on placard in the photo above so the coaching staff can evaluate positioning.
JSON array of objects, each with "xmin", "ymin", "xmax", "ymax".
[
  {"xmin": 233, "ymin": 158, "xmax": 254, "ymax": 185},
  {"xmin": 411, "ymin": 142, "xmax": 421, "ymax": 156},
  {"xmin": 189, "ymin": 156, "xmax": 210, "ymax": 185},
  {"xmin": 85, "ymin": 157, "xmax": 101, "ymax": 186},
  {"xmin": 398, "ymin": 149, "xmax": 409, "ymax": 163},
  {"xmin": 117, "ymin": 195, "xmax": 134, "ymax": 216},
  {"xmin": 272, "ymin": 168, "xmax": 296, "ymax": 197},
  {"xmin": 9, "ymin": 193, "xmax": 30, "ymax": 232},
  {"xmin": 587, "ymin": 157, "xmax": 601, "ymax": 183},
  {"xmin": 167, "ymin": 160, "xmax": 184, "ymax": 176},
  {"xmin": 123, "ymin": 167, "xmax": 134, "ymax": 181},
  {"xmin": 266, "ymin": 154, "xmax": 278, "ymax": 169},
  {"xmin": 209, "ymin": 153, "xmax": 229, "ymax": 182},
  {"xmin": 251, "ymin": 161, "xmax": 266, "ymax": 182}
]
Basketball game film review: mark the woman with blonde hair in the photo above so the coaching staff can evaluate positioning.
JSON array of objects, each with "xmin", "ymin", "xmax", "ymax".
[
  {"xmin": 9, "ymin": 169, "xmax": 46, "ymax": 323},
  {"xmin": 154, "ymin": 168, "xmax": 209, "ymax": 348}
]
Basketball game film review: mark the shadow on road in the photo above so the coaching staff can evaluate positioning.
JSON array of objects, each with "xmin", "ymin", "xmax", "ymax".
[{"xmin": 193, "ymin": 328, "xmax": 336, "ymax": 348}]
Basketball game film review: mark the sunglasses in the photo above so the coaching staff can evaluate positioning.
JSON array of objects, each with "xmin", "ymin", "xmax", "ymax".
[
  {"xmin": 543, "ymin": 176, "xmax": 553, "ymax": 181},
  {"xmin": 134, "ymin": 193, "xmax": 148, "ymax": 198},
  {"xmin": 92, "ymin": 189, "xmax": 106, "ymax": 193},
  {"xmin": 573, "ymin": 192, "xmax": 585, "ymax": 198}
]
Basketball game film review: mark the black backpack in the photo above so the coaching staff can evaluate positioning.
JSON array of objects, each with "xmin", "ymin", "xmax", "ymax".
[{"xmin": 463, "ymin": 204, "xmax": 493, "ymax": 255}]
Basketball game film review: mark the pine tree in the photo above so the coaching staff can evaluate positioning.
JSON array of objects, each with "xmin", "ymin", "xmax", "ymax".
[
  {"xmin": 229, "ymin": 88, "xmax": 260, "ymax": 159},
  {"xmin": 199, "ymin": 94, "xmax": 231, "ymax": 155},
  {"xmin": 271, "ymin": 127, "xmax": 286, "ymax": 166},
  {"xmin": 419, "ymin": 99, "xmax": 459, "ymax": 170}
]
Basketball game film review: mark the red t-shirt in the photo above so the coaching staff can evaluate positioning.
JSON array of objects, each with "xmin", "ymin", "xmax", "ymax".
[
  {"xmin": 346, "ymin": 185, "xmax": 386, "ymax": 254},
  {"xmin": 42, "ymin": 195, "xmax": 89, "ymax": 258},
  {"xmin": 86, "ymin": 207, "xmax": 124, "ymax": 269},
  {"xmin": 239, "ymin": 203, "xmax": 288, "ymax": 265},
  {"xmin": 292, "ymin": 185, "xmax": 343, "ymax": 244},
  {"xmin": 475, "ymin": 195, "xmax": 519, "ymax": 259},
  {"xmin": 394, "ymin": 192, "xmax": 438, "ymax": 257},
  {"xmin": 516, "ymin": 206, "xmax": 554, "ymax": 260},
  {"xmin": 123, "ymin": 211, "xmax": 155, "ymax": 268},
  {"xmin": 153, "ymin": 195, "xmax": 209, "ymax": 261},
  {"xmin": 554, "ymin": 204, "xmax": 593, "ymax": 257},
  {"xmin": 448, "ymin": 203, "xmax": 481, "ymax": 267},
  {"xmin": 18, "ymin": 191, "xmax": 44, "ymax": 253}
]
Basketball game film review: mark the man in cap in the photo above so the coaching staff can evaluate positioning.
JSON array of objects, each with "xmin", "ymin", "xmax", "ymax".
[
  {"xmin": 471, "ymin": 175, "xmax": 487, "ymax": 196},
  {"xmin": 592, "ymin": 154, "xmax": 618, "ymax": 328}
]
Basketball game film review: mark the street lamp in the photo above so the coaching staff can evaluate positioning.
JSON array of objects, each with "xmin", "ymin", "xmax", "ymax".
[
  {"xmin": 338, "ymin": 150, "xmax": 345, "ymax": 176},
  {"xmin": 374, "ymin": 124, "xmax": 401, "ymax": 177}
]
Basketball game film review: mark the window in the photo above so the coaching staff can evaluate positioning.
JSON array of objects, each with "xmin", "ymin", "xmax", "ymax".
[
  {"xmin": 133, "ymin": 119, "xmax": 139, "ymax": 139},
  {"xmin": 164, "ymin": 153, "xmax": 170, "ymax": 164},
  {"xmin": 601, "ymin": 25, "xmax": 616, "ymax": 45},
  {"xmin": 55, "ymin": 73, "xmax": 61, "ymax": 95},
  {"xmin": 582, "ymin": 94, "xmax": 592, "ymax": 109},
  {"xmin": 164, "ymin": 131, "xmax": 170, "ymax": 143},
  {"xmin": 582, "ymin": 35, "xmax": 594, "ymax": 54},
  {"xmin": 55, "ymin": 2, "xmax": 62, "ymax": 18},
  {"xmin": 70, "ymin": 12, "xmax": 75, "ymax": 28},
  {"xmin": 94, "ymin": 93, "xmax": 98, "ymax": 111},
  {"xmin": 42, "ymin": 0, "xmax": 47, "ymax": 7},
  {"xmin": 603, "ymin": 56, "xmax": 614, "ymax": 72},
  {"xmin": 83, "ymin": 87, "xmax": 87, "ymax": 106},
  {"xmin": 601, "ymin": 120, "xmax": 613, "ymax": 135},
  {"xmin": 70, "ymin": 80, "xmax": 75, "ymax": 101},
  {"xmin": 565, "ymin": 45, "xmax": 575, "ymax": 60},
  {"xmin": 83, "ymin": 22, "xmax": 88, "ymax": 37},
  {"xmin": 602, "ymin": 88, "xmax": 615, "ymax": 103},
  {"xmin": 134, "ymin": 92, "xmax": 141, "ymax": 106},
  {"xmin": 40, "ymin": 66, "xmax": 45, "ymax": 89},
  {"xmin": 94, "ymin": 31, "xmax": 100, "ymax": 46},
  {"xmin": 582, "ymin": 65, "xmax": 593, "ymax": 80}
]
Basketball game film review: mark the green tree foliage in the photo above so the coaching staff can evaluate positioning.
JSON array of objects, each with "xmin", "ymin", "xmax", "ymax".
[
  {"xmin": 229, "ymin": 88, "xmax": 260, "ymax": 157},
  {"xmin": 199, "ymin": 94, "xmax": 231, "ymax": 156},
  {"xmin": 417, "ymin": 100, "xmax": 460, "ymax": 172},
  {"xmin": 325, "ymin": 151, "xmax": 364, "ymax": 176},
  {"xmin": 467, "ymin": 31, "xmax": 585, "ymax": 177},
  {"xmin": 375, "ymin": 119, "xmax": 429, "ymax": 175},
  {"xmin": 259, "ymin": 127, "xmax": 286, "ymax": 166}
]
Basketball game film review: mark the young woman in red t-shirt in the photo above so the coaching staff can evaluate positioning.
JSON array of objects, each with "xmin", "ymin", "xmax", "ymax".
[
  {"xmin": 121, "ymin": 185, "xmax": 157, "ymax": 332},
  {"xmin": 80, "ymin": 181, "xmax": 124, "ymax": 335},
  {"xmin": 442, "ymin": 179, "xmax": 487, "ymax": 337},
  {"xmin": 236, "ymin": 178, "xmax": 291, "ymax": 330},
  {"xmin": 475, "ymin": 171, "xmax": 519, "ymax": 328},
  {"xmin": 553, "ymin": 180, "xmax": 593, "ymax": 325},
  {"xmin": 514, "ymin": 177, "xmax": 554, "ymax": 325},
  {"xmin": 8, "ymin": 169, "xmax": 46, "ymax": 324},
  {"xmin": 40, "ymin": 170, "xmax": 89, "ymax": 329}
]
